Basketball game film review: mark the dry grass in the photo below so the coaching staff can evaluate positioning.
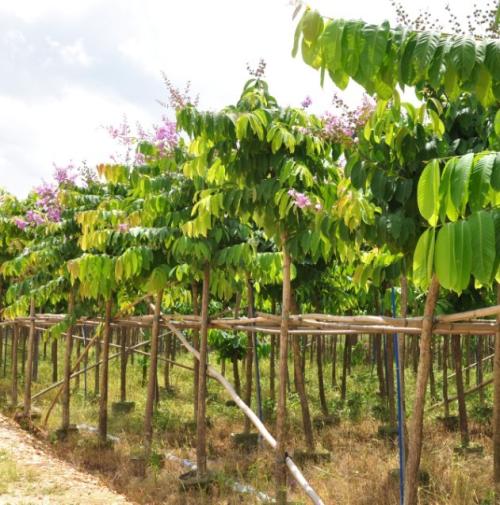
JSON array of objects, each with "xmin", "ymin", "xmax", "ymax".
[{"xmin": 0, "ymin": 341, "xmax": 495, "ymax": 504}]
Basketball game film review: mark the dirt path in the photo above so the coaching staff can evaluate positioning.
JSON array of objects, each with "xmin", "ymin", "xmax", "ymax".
[{"xmin": 0, "ymin": 414, "xmax": 134, "ymax": 505}]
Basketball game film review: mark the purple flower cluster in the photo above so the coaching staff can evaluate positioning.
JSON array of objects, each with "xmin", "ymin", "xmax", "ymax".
[
  {"xmin": 106, "ymin": 115, "xmax": 178, "ymax": 167},
  {"xmin": 321, "ymin": 94, "xmax": 375, "ymax": 145},
  {"xmin": 301, "ymin": 96, "xmax": 312, "ymax": 109},
  {"xmin": 53, "ymin": 162, "xmax": 77, "ymax": 185},
  {"xmin": 288, "ymin": 189, "xmax": 311, "ymax": 209},
  {"xmin": 14, "ymin": 218, "xmax": 28, "ymax": 230}
]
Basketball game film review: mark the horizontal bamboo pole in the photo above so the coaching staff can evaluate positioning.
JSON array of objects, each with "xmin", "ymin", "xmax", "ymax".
[
  {"xmin": 447, "ymin": 353, "xmax": 494, "ymax": 380},
  {"xmin": 436, "ymin": 304, "xmax": 500, "ymax": 323},
  {"xmin": 164, "ymin": 320, "xmax": 325, "ymax": 505}
]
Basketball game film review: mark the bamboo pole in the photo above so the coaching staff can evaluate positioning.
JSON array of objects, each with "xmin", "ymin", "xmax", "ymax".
[{"xmin": 427, "ymin": 378, "xmax": 494, "ymax": 411}]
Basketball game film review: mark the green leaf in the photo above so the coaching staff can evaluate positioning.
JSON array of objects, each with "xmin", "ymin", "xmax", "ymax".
[
  {"xmin": 495, "ymin": 109, "xmax": 500, "ymax": 137},
  {"xmin": 469, "ymin": 211, "xmax": 496, "ymax": 285},
  {"xmin": 492, "ymin": 153, "xmax": 500, "ymax": 191},
  {"xmin": 302, "ymin": 10, "xmax": 324, "ymax": 43},
  {"xmin": 413, "ymin": 32, "xmax": 440, "ymax": 77},
  {"xmin": 428, "ymin": 109, "xmax": 445, "ymax": 139},
  {"xmin": 236, "ymin": 114, "xmax": 249, "ymax": 140},
  {"xmin": 417, "ymin": 159, "xmax": 440, "ymax": 226},
  {"xmin": 450, "ymin": 36, "xmax": 476, "ymax": 81},
  {"xmin": 434, "ymin": 221, "xmax": 472, "ymax": 293},
  {"xmin": 469, "ymin": 154, "xmax": 495, "ymax": 211},
  {"xmin": 413, "ymin": 228, "xmax": 435, "ymax": 290},
  {"xmin": 450, "ymin": 153, "xmax": 474, "ymax": 216}
]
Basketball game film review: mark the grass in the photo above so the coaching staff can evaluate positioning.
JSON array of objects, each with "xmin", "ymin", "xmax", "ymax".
[{"xmin": 0, "ymin": 335, "xmax": 496, "ymax": 504}]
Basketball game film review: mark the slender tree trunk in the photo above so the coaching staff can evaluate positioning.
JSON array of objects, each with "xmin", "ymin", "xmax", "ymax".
[
  {"xmin": 192, "ymin": 282, "xmax": 200, "ymax": 420},
  {"xmin": 23, "ymin": 298, "xmax": 36, "ymax": 417},
  {"xmin": 75, "ymin": 338, "xmax": 81, "ymax": 391},
  {"xmin": 61, "ymin": 291, "xmax": 75, "ymax": 431},
  {"xmin": 452, "ymin": 334, "xmax": 469, "ymax": 447},
  {"xmin": 94, "ymin": 337, "xmax": 100, "ymax": 396},
  {"xmin": 375, "ymin": 334, "xmax": 386, "ymax": 398},
  {"xmin": 244, "ymin": 276, "xmax": 254, "ymax": 434},
  {"xmin": 293, "ymin": 331, "xmax": 315, "ymax": 451},
  {"xmin": 120, "ymin": 328, "xmax": 127, "ymax": 402},
  {"xmin": 493, "ymin": 283, "xmax": 500, "ymax": 502},
  {"xmin": 429, "ymin": 342, "xmax": 437, "ymax": 401},
  {"xmin": 331, "ymin": 335, "xmax": 337, "ymax": 388},
  {"xmin": 32, "ymin": 332, "xmax": 39, "ymax": 382},
  {"xmin": 276, "ymin": 246, "xmax": 291, "ymax": 505},
  {"xmin": 98, "ymin": 298, "xmax": 112, "ymax": 444},
  {"xmin": 144, "ymin": 290, "xmax": 163, "ymax": 453},
  {"xmin": 341, "ymin": 335, "xmax": 350, "ymax": 401},
  {"xmin": 164, "ymin": 333, "xmax": 171, "ymax": 390},
  {"xmin": 270, "ymin": 298, "xmax": 277, "ymax": 403},
  {"xmin": 465, "ymin": 338, "xmax": 472, "ymax": 387},
  {"xmin": 317, "ymin": 335, "xmax": 328, "ymax": 416},
  {"xmin": 386, "ymin": 334, "xmax": 396, "ymax": 429},
  {"xmin": 11, "ymin": 324, "xmax": 18, "ymax": 406},
  {"xmin": 443, "ymin": 336, "xmax": 450, "ymax": 418},
  {"xmin": 478, "ymin": 336, "xmax": 485, "ymax": 405},
  {"xmin": 196, "ymin": 264, "xmax": 210, "ymax": 477},
  {"xmin": 51, "ymin": 339, "xmax": 58, "ymax": 384},
  {"xmin": 404, "ymin": 274, "xmax": 440, "ymax": 505}
]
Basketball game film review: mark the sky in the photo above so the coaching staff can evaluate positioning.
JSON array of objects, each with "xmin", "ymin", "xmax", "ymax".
[{"xmin": 0, "ymin": 0, "xmax": 481, "ymax": 197}]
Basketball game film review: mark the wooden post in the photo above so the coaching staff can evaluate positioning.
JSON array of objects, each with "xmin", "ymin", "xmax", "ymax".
[
  {"xmin": 317, "ymin": 334, "xmax": 328, "ymax": 416},
  {"xmin": 276, "ymin": 245, "xmax": 291, "ymax": 505},
  {"xmin": 196, "ymin": 264, "xmax": 210, "ymax": 477},
  {"xmin": 404, "ymin": 274, "xmax": 439, "ymax": 505},
  {"xmin": 144, "ymin": 290, "xmax": 163, "ymax": 452},
  {"xmin": 443, "ymin": 336, "xmax": 450, "ymax": 418},
  {"xmin": 23, "ymin": 298, "xmax": 36, "ymax": 417},
  {"xmin": 98, "ymin": 298, "xmax": 112, "ymax": 444},
  {"xmin": 61, "ymin": 291, "xmax": 75, "ymax": 431},
  {"xmin": 120, "ymin": 328, "xmax": 127, "ymax": 402}
]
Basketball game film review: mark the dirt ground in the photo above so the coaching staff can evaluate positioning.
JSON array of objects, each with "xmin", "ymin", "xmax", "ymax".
[{"xmin": 0, "ymin": 413, "xmax": 134, "ymax": 505}]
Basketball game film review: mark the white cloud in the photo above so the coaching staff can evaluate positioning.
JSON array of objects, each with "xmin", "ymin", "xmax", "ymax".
[{"xmin": 46, "ymin": 38, "xmax": 93, "ymax": 67}]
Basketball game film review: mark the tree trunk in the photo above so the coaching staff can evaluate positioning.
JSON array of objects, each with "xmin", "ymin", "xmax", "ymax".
[
  {"xmin": 293, "ymin": 331, "xmax": 315, "ymax": 451},
  {"xmin": 23, "ymin": 298, "xmax": 36, "ymax": 417},
  {"xmin": 61, "ymin": 291, "xmax": 75, "ymax": 431},
  {"xmin": 317, "ymin": 335, "xmax": 328, "ymax": 416},
  {"xmin": 478, "ymin": 336, "xmax": 484, "ymax": 405},
  {"xmin": 465, "ymin": 338, "xmax": 472, "ymax": 387},
  {"xmin": 375, "ymin": 334, "xmax": 386, "ymax": 398},
  {"xmin": 94, "ymin": 337, "xmax": 100, "ymax": 396},
  {"xmin": 144, "ymin": 290, "xmax": 163, "ymax": 453},
  {"xmin": 452, "ymin": 334, "xmax": 469, "ymax": 448},
  {"xmin": 443, "ymin": 336, "xmax": 450, "ymax": 418},
  {"xmin": 341, "ymin": 335, "xmax": 350, "ymax": 401},
  {"xmin": 270, "ymin": 298, "xmax": 277, "ymax": 403},
  {"xmin": 192, "ymin": 282, "xmax": 200, "ymax": 420},
  {"xmin": 51, "ymin": 339, "xmax": 58, "ymax": 384},
  {"xmin": 429, "ymin": 341, "xmax": 437, "ymax": 401},
  {"xmin": 276, "ymin": 245, "xmax": 291, "ymax": 505},
  {"xmin": 164, "ymin": 333, "xmax": 171, "ymax": 390},
  {"xmin": 493, "ymin": 283, "xmax": 500, "ymax": 502},
  {"xmin": 404, "ymin": 274, "xmax": 440, "ymax": 505},
  {"xmin": 11, "ymin": 324, "xmax": 18, "ymax": 406},
  {"xmin": 98, "ymin": 298, "xmax": 112, "ymax": 445},
  {"xmin": 331, "ymin": 335, "xmax": 337, "ymax": 388},
  {"xmin": 386, "ymin": 334, "xmax": 396, "ymax": 429},
  {"xmin": 196, "ymin": 264, "xmax": 210, "ymax": 477},
  {"xmin": 244, "ymin": 276, "xmax": 254, "ymax": 434},
  {"xmin": 120, "ymin": 328, "xmax": 127, "ymax": 402}
]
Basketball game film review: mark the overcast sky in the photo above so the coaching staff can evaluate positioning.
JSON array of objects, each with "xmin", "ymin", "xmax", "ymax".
[{"xmin": 0, "ymin": 0, "xmax": 479, "ymax": 197}]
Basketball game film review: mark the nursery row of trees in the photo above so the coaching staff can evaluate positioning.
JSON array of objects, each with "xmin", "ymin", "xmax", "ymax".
[{"xmin": 0, "ymin": 3, "xmax": 499, "ymax": 504}]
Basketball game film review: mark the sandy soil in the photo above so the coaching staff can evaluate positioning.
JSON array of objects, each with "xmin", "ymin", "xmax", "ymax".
[{"xmin": 0, "ymin": 414, "xmax": 134, "ymax": 505}]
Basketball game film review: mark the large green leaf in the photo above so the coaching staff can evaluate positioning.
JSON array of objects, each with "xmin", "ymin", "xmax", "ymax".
[
  {"xmin": 469, "ymin": 154, "xmax": 495, "ymax": 211},
  {"xmin": 493, "ymin": 153, "xmax": 500, "ymax": 191},
  {"xmin": 449, "ymin": 152, "xmax": 474, "ymax": 216},
  {"xmin": 449, "ymin": 36, "xmax": 476, "ymax": 81},
  {"xmin": 469, "ymin": 210, "xmax": 496, "ymax": 284},
  {"xmin": 434, "ymin": 220, "xmax": 472, "ymax": 292},
  {"xmin": 413, "ymin": 227, "xmax": 435, "ymax": 290},
  {"xmin": 417, "ymin": 159, "xmax": 440, "ymax": 226},
  {"xmin": 413, "ymin": 32, "xmax": 440, "ymax": 77}
]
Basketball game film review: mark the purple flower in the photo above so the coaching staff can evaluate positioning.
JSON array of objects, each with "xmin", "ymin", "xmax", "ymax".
[
  {"xmin": 47, "ymin": 206, "xmax": 62, "ymax": 223},
  {"xmin": 118, "ymin": 223, "xmax": 129, "ymax": 233},
  {"xmin": 154, "ymin": 120, "xmax": 178, "ymax": 148},
  {"xmin": 26, "ymin": 210, "xmax": 45, "ymax": 225},
  {"xmin": 301, "ymin": 96, "xmax": 312, "ymax": 109},
  {"xmin": 53, "ymin": 163, "xmax": 76, "ymax": 185},
  {"xmin": 14, "ymin": 218, "xmax": 28, "ymax": 230},
  {"xmin": 288, "ymin": 188, "xmax": 312, "ymax": 209}
]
